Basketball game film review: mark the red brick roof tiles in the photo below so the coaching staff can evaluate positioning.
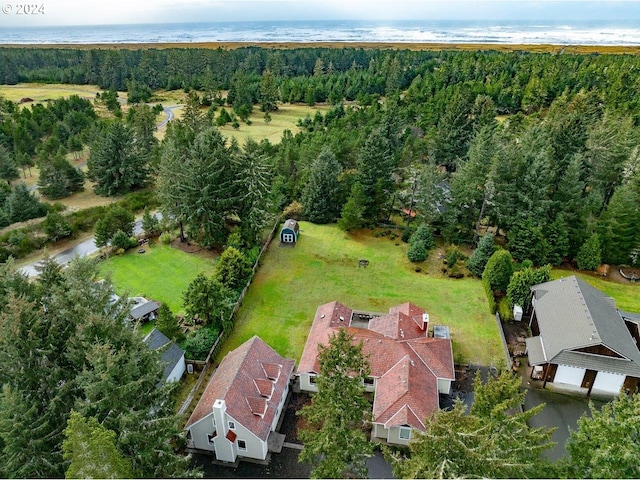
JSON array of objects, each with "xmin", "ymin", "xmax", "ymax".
[
  {"xmin": 298, "ymin": 302, "xmax": 454, "ymax": 433},
  {"xmin": 185, "ymin": 336, "xmax": 295, "ymax": 441}
]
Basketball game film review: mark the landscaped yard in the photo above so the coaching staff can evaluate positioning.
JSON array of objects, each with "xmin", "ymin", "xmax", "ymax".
[
  {"xmin": 99, "ymin": 242, "xmax": 217, "ymax": 315},
  {"xmin": 218, "ymin": 222, "xmax": 504, "ymax": 366}
]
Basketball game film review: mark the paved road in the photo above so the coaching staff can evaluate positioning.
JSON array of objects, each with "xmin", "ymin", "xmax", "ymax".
[{"xmin": 18, "ymin": 215, "xmax": 155, "ymax": 277}]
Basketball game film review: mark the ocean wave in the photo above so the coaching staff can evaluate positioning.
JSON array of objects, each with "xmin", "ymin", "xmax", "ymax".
[{"xmin": 2, "ymin": 20, "xmax": 640, "ymax": 45}]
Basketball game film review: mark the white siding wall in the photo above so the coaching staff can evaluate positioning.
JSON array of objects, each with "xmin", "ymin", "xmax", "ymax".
[
  {"xmin": 554, "ymin": 365, "xmax": 585, "ymax": 387},
  {"xmin": 233, "ymin": 422, "xmax": 267, "ymax": 461},
  {"xmin": 437, "ymin": 378, "xmax": 452, "ymax": 395},
  {"xmin": 271, "ymin": 382, "xmax": 290, "ymax": 431},
  {"xmin": 167, "ymin": 354, "xmax": 186, "ymax": 383},
  {"xmin": 592, "ymin": 371, "xmax": 625, "ymax": 394},
  {"xmin": 188, "ymin": 414, "xmax": 216, "ymax": 453},
  {"xmin": 298, "ymin": 373, "xmax": 318, "ymax": 392},
  {"xmin": 371, "ymin": 423, "xmax": 412, "ymax": 446}
]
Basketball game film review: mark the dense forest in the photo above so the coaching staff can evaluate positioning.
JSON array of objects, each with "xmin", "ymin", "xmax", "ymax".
[{"xmin": 1, "ymin": 45, "xmax": 640, "ymax": 266}]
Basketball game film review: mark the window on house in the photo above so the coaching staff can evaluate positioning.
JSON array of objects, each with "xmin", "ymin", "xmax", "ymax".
[
  {"xmin": 309, "ymin": 375, "xmax": 317, "ymax": 384},
  {"xmin": 363, "ymin": 377, "xmax": 374, "ymax": 386},
  {"xmin": 228, "ymin": 421, "xmax": 236, "ymax": 430},
  {"xmin": 238, "ymin": 439, "xmax": 247, "ymax": 450},
  {"xmin": 207, "ymin": 432, "xmax": 217, "ymax": 444},
  {"xmin": 399, "ymin": 427, "xmax": 411, "ymax": 440}
]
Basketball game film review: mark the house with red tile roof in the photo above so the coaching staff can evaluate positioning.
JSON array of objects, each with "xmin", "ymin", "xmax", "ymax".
[
  {"xmin": 184, "ymin": 336, "xmax": 295, "ymax": 463},
  {"xmin": 298, "ymin": 301, "xmax": 454, "ymax": 446}
]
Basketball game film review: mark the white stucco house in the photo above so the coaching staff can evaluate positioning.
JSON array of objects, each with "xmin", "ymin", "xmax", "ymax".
[
  {"xmin": 298, "ymin": 301, "xmax": 455, "ymax": 446},
  {"xmin": 184, "ymin": 336, "xmax": 295, "ymax": 464},
  {"xmin": 526, "ymin": 275, "xmax": 640, "ymax": 397}
]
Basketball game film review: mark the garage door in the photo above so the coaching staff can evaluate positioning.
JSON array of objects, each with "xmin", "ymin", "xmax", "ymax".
[
  {"xmin": 554, "ymin": 365, "xmax": 585, "ymax": 387},
  {"xmin": 592, "ymin": 371, "xmax": 625, "ymax": 394}
]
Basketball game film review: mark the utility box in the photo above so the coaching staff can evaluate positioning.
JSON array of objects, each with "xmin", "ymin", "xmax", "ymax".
[{"xmin": 513, "ymin": 305, "xmax": 523, "ymax": 322}]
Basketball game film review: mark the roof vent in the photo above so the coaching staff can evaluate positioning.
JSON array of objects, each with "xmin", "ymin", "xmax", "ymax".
[
  {"xmin": 339, "ymin": 316, "xmax": 344, "ymax": 322},
  {"xmin": 320, "ymin": 314, "xmax": 325, "ymax": 319}
]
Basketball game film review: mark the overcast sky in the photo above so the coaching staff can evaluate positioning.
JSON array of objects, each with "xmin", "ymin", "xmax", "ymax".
[{"xmin": 1, "ymin": 0, "xmax": 640, "ymax": 27}]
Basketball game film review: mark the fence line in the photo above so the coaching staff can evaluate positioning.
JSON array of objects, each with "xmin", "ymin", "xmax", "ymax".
[{"xmin": 179, "ymin": 217, "xmax": 282, "ymax": 417}]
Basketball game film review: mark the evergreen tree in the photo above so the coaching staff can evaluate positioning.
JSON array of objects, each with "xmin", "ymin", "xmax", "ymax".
[
  {"xmin": 482, "ymin": 249, "xmax": 514, "ymax": 293},
  {"xmin": 42, "ymin": 210, "xmax": 72, "ymax": 242},
  {"xmin": 302, "ymin": 147, "xmax": 342, "ymax": 224},
  {"xmin": 507, "ymin": 219, "xmax": 548, "ymax": 265},
  {"xmin": 183, "ymin": 274, "xmax": 232, "ymax": 328},
  {"xmin": 6, "ymin": 183, "xmax": 47, "ymax": 223},
  {"xmin": 0, "ymin": 144, "xmax": 19, "ymax": 185},
  {"xmin": 87, "ymin": 121, "xmax": 149, "ymax": 196},
  {"xmin": 62, "ymin": 411, "xmax": 134, "ymax": 479},
  {"xmin": 155, "ymin": 303, "xmax": 184, "ymax": 343},
  {"xmin": 259, "ymin": 69, "xmax": 279, "ymax": 113},
  {"xmin": 467, "ymin": 233, "xmax": 495, "ymax": 277},
  {"xmin": 357, "ymin": 126, "xmax": 398, "ymax": 222},
  {"xmin": 566, "ymin": 393, "xmax": 640, "ymax": 479},
  {"xmin": 389, "ymin": 372, "xmax": 555, "ymax": 479},
  {"xmin": 407, "ymin": 241, "xmax": 428, "ymax": 263},
  {"xmin": 507, "ymin": 265, "xmax": 552, "ymax": 308},
  {"xmin": 141, "ymin": 208, "xmax": 161, "ymax": 238},
  {"xmin": 299, "ymin": 329, "xmax": 373, "ymax": 478},
  {"xmin": 409, "ymin": 223, "xmax": 435, "ymax": 250},
  {"xmin": 338, "ymin": 182, "xmax": 366, "ymax": 232},
  {"xmin": 597, "ymin": 184, "xmax": 640, "ymax": 265},
  {"xmin": 544, "ymin": 215, "xmax": 570, "ymax": 266},
  {"xmin": 233, "ymin": 140, "xmax": 273, "ymax": 245},
  {"xmin": 213, "ymin": 246, "xmax": 252, "ymax": 292},
  {"xmin": 37, "ymin": 155, "xmax": 84, "ymax": 199},
  {"xmin": 159, "ymin": 127, "xmax": 237, "ymax": 246},
  {"xmin": 94, "ymin": 205, "xmax": 134, "ymax": 248},
  {"xmin": 576, "ymin": 233, "xmax": 602, "ymax": 271}
]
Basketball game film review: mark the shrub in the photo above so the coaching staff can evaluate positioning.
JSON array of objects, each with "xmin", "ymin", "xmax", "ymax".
[
  {"xmin": 214, "ymin": 246, "xmax": 252, "ymax": 292},
  {"xmin": 283, "ymin": 200, "xmax": 304, "ymax": 220},
  {"xmin": 183, "ymin": 325, "xmax": 220, "ymax": 361},
  {"xmin": 407, "ymin": 242, "xmax": 428, "ymax": 263},
  {"xmin": 409, "ymin": 224, "xmax": 435, "ymax": 250},
  {"xmin": 401, "ymin": 224, "xmax": 416, "ymax": 243},
  {"xmin": 498, "ymin": 297, "xmax": 513, "ymax": 321},
  {"xmin": 445, "ymin": 246, "xmax": 466, "ymax": 267},
  {"xmin": 111, "ymin": 230, "xmax": 136, "ymax": 251},
  {"xmin": 159, "ymin": 232, "xmax": 172, "ymax": 245},
  {"xmin": 482, "ymin": 250, "xmax": 514, "ymax": 294},
  {"xmin": 484, "ymin": 278, "xmax": 497, "ymax": 314}
]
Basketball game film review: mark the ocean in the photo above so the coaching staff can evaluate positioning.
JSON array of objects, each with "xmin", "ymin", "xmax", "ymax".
[{"xmin": 1, "ymin": 19, "xmax": 640, "ymax": 45}]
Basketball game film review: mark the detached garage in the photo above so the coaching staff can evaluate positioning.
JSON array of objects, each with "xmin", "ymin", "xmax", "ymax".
[
  {"xmin": 280, "ymin": 219, "xmax": 299, "ymax": 244},
  {"xmin": 526, "ymin": 276, "xmax": 640, "ymax": 398}
]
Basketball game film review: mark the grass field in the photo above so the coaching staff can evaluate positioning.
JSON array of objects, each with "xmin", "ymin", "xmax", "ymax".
[
  {"xmin": 0, "ymin": 83, "xmax": 105, "ymax": 103},
  {"xmin": 218, "ymin": 222, "xmax": 503, "ymax": 366},
  {"xmin": 217, "ymin": 103, "xmax": 331, "ymax": 145},
  {"xmin": 99, "ymin": 242, "xmax": 217, "ymax": 314},
  {"xmin": 551, "ymin": 270, "xmax": 640, "ymax": 313}
]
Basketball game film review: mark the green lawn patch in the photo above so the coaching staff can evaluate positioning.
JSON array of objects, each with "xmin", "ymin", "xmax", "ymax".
[
  {"xmin": 552, "ymin": 270, "xmax": 640, "ymax": 313},
  {"xmin": 99, "ymin": 242, "xmax": 217, "ymax": 315},
  {"xmin": 219, "ymin": 222, "xmax": 503, "ymax": 366}
]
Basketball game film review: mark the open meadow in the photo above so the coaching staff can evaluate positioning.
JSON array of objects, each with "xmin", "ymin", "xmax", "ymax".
[{"xmin": 218, "ymin": 222, "xmax": 504, "ymax": 366}]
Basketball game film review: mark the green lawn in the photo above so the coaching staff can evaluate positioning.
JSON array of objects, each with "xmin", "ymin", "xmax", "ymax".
[
  {"xmin": 99, "ymin": 243, "xmax": 217, "ymax": 315},
  {"xmin": 218, "ymin": 222, "xmax": 503, "ymax": 366},
  {"xmin": 551, "ymin": 270, "xmax": 640, "ymax": 313}
]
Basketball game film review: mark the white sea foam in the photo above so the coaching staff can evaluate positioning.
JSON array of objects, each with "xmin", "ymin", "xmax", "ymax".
[{"xmin": 1, "ymin": 20, "xmax": 640, "ymax": 45}]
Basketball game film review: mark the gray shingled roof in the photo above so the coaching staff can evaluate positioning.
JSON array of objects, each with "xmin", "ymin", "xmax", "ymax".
[
  {"xmin": 144, "ymin": 328, "xmax": 171, "ymax": 350},
  {"xmin": 144, "ymin": 328, "xmax": 185, "ymax": 382},
  {"xmin": 528, "ymin": 276, "xmax": 640, "ymax": 376},
  {"xmin": 130, "ymin": 301, "xmax": 160, "ymax": 320}
]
